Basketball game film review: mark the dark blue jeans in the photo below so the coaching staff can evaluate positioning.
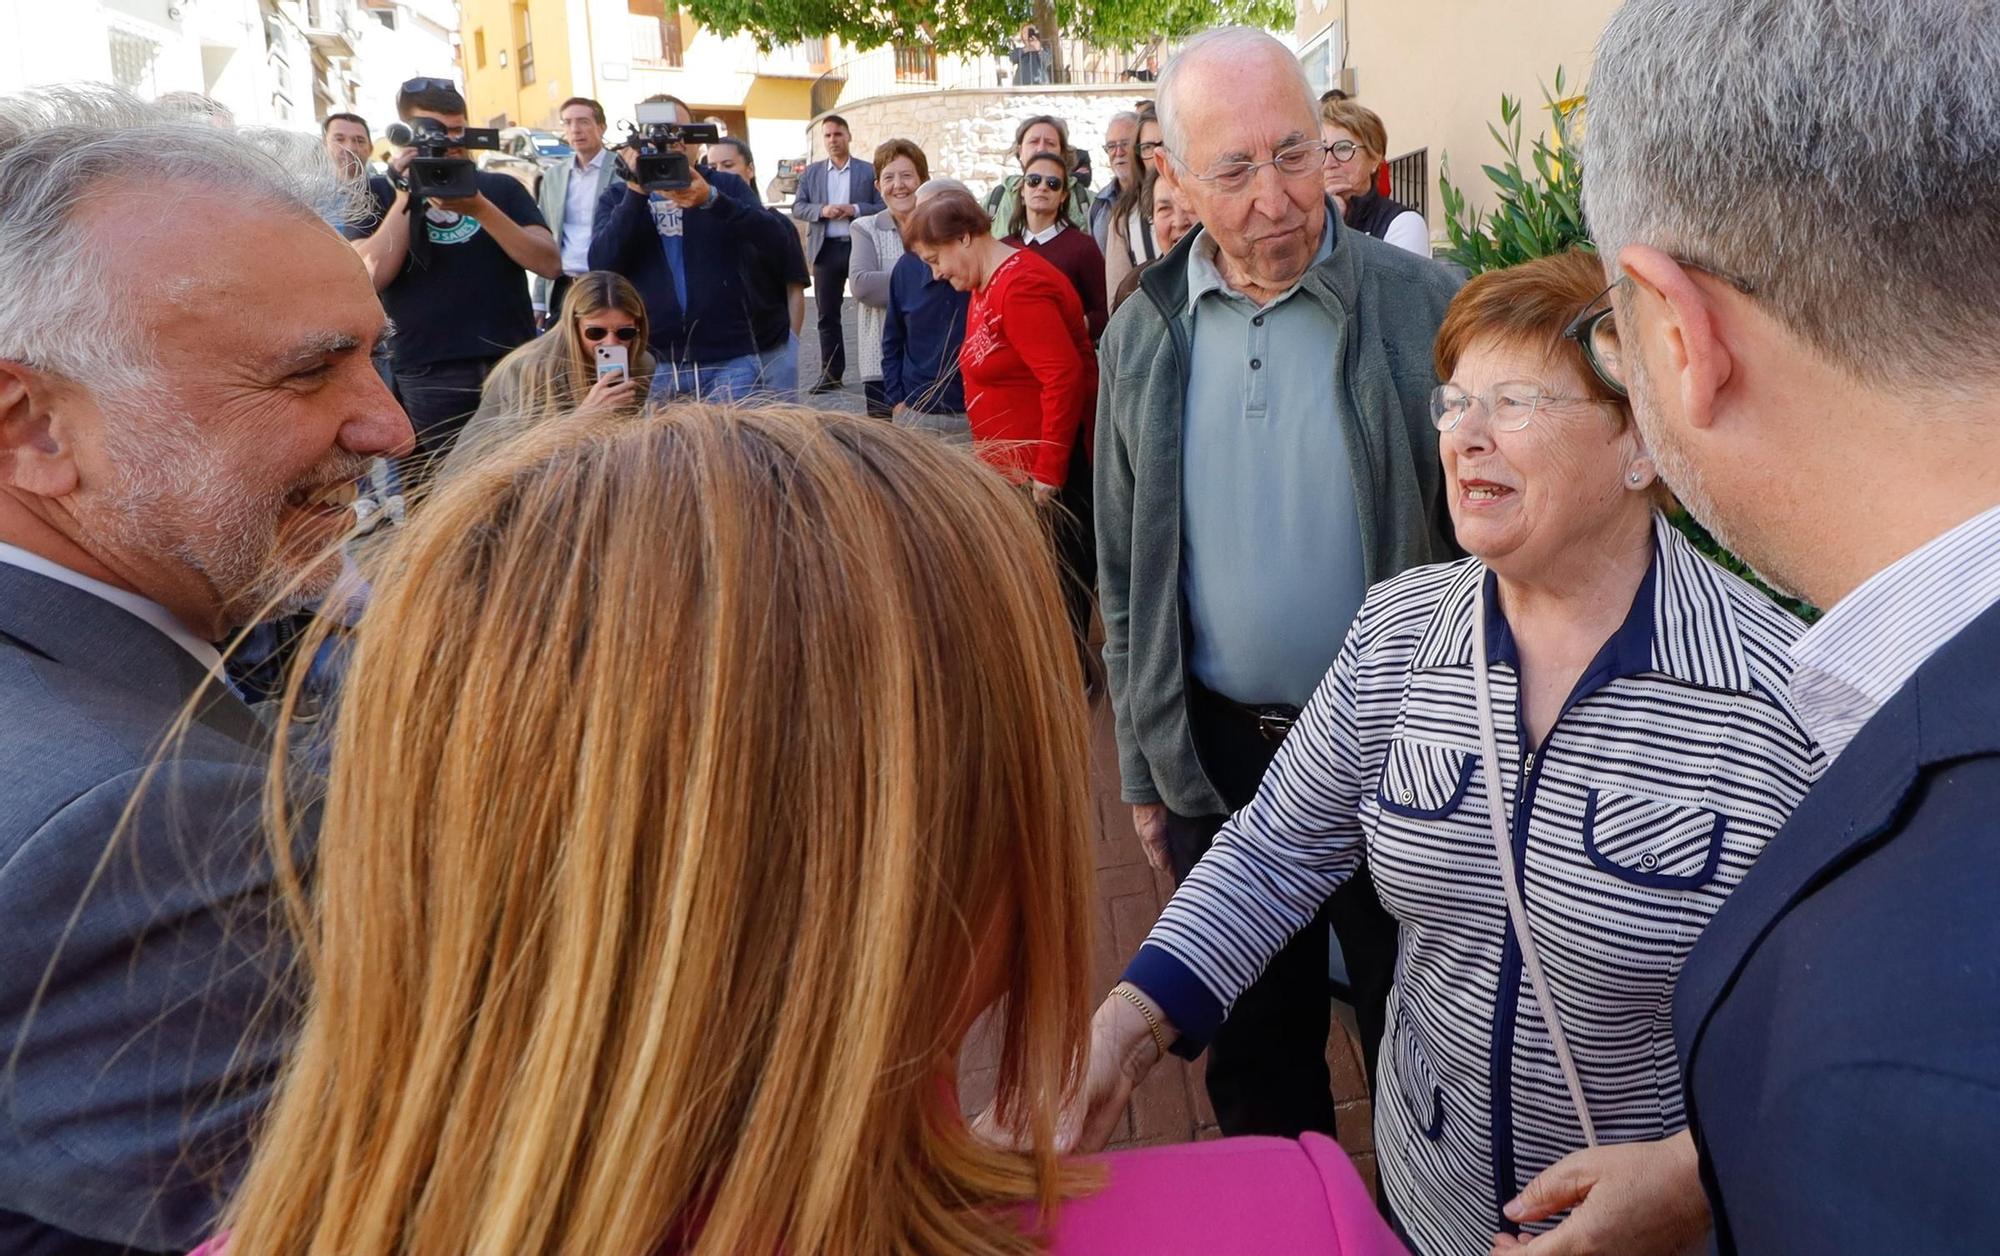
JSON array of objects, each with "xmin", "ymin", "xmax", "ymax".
[{"xmin": 391, "ymin": 354, "xmax": 500, "ymax": 491}]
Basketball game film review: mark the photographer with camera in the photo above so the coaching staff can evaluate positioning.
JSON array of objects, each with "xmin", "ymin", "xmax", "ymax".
[
  {"xmin": 588, "ymin": 94, "xmax": 768, "ymax": 401},
  {"xmin": 348, "ymin": 77, "xmax": 559, "ymax": 484}
]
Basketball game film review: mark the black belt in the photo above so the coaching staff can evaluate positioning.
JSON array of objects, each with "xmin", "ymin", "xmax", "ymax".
[{"xmin": 1205, "ymin": 687, "xmax": 1302, "ymax": 743}]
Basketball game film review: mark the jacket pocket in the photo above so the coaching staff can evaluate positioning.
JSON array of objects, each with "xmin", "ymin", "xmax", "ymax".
[
  {"xmin": 1376, "ymin": 739, "xmax": 1475, "ymax": 819},
  {"xmin": 1581, "ymin": 789, "xmax": 1726, "ymax": 889},
  {"xmin": 1389, "ymin": 1006, "xmax": 1446, "ymax": 1141}
]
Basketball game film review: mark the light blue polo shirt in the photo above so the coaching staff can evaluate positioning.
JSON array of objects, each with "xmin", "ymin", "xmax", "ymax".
[{"xmin": 1180, "ymin": 223, "xmax": 1368, "ymax": 709}]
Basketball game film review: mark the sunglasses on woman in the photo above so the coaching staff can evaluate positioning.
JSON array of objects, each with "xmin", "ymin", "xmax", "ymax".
[
  {"xmin": 581, "ymin": 325, "xmax": 640, "ymax": 343},
  {"xmin": 1022, "ymin": 173, "xmax": 1066, "ymax": 190}
]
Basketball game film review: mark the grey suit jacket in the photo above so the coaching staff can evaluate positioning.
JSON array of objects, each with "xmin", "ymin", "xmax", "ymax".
[
  {"xmin": 0, "ymin": 566, "xmax": 306, "ymax": 1253},
  {"xmin": 533, "ymin": 152, "xmax": 619, "ymax": 309},
  {"xmin": 789, "ymin": 157, "xmax": 885, "ymax": 263}
]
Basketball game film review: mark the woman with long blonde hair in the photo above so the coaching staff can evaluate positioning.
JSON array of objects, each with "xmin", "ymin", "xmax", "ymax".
[
  {"xmin": 441, "ymin": 270, "xmax": 655, "ymax": 475},
  {"xmin": 203, "ymin": 408, "xmax": 1399, "ymax": 1255}
]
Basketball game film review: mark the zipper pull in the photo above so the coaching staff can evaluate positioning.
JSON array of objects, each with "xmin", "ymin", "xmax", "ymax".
[{"xmin": 1522, "ymin": 750, "xmax": 1536, "ymax": 776}]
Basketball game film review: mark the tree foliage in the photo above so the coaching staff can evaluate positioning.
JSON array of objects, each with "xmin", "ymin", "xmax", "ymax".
[{"xmin": 681, "ymin": 0, "xmax": 1292, "ymax": 58}]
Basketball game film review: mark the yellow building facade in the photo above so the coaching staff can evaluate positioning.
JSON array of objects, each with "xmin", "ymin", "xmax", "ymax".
[
  {"xmin": 459, "ymin": 0, "xmax": 828, "ymax": 180},
  {"xmin": 1295, "ymin": 0, "xmax": 1620, "ymax": 236}
]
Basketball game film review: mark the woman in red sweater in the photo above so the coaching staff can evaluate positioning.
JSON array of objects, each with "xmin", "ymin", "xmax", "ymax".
[
  {"xmin": 1003, "ymin": 150, "xmax": 1109, "ymax": 339},
  {"xmin": 907, "ymin": 188, "xmax": 1098, "ymax": 687}
]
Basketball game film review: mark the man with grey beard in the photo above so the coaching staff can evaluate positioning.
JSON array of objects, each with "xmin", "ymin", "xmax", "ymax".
[
  {"xmin": 1492, "ymin": 1, "xmax": 2000, "ymax": 1253},
  {"xmin": 0, "ymin": 88, "xmax": 410, "ymax": 1253}
]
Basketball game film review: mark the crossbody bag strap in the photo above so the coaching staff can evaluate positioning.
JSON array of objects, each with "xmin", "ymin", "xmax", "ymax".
[{"xmin": 1470, "ymin": 570, "xmax": 1599, "ymax": 1147}]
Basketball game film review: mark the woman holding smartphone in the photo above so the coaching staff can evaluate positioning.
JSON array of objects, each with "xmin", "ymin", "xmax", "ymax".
[{"xmin": 443, "ymin": 271, "xmax": 657, "ymax": 477}]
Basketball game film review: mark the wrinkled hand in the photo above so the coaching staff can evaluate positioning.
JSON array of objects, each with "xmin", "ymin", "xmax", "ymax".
[
  {"xmin": 1132, "ymin": 803, "xmax": 1171, "ymax": 874},
  {"xmin": 971, "ymin": 988, "xmax": 1169, "ymax": 1156},
  {"xmin": 1490, "ymin": 1131, "xmax": 1709, "ymax": 1256},
  {"xmin": 577, "ymin": 368, "xmax": 639, "ymax": 416}
]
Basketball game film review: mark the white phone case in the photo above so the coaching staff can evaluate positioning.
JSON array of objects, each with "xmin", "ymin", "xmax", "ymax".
[{"xmin": 595, "ymin": 343, "xmax": 629, "ymax": 379}]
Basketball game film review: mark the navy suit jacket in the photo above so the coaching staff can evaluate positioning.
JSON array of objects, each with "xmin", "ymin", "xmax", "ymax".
[
  {"xmin": 589, "ymin": 165, "xmax": 784, "ymax": 367},
  {"xmin": 1675, "ymin": 599, "xmax": 2000, "ymax": 1253},
  {"xmin": 0, "ymin": 565, "xmax": 305, "ymax": 1253},
  {"xmin": 789, "ymin": 157, "xmax": 884, "ymax": 263}
]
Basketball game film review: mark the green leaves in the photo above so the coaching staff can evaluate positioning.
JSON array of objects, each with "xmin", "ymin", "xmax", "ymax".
[{"xmin": 680, "ymin": 0, "xmax": 1291, "ymax": 61}]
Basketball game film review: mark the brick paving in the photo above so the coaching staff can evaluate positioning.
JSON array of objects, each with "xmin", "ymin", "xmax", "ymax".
[{"xmin": 955, "ymin": 694, "xmax": 1379, "ymax": 1193}]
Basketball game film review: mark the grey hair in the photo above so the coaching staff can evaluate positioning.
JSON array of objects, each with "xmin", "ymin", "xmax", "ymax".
[
  {"xmin": 0, "ymin": 85, "xmax": 362, "ymax": 396},
  {"xmin": 916, "ymin": 176, "xmax": 971, "ymax": 202},
  {"xmin": 1584, "ymin": 0, "xmax": 2000, "ymax": 385},
  {"xmin": 1155, "ymin": 27, "xmax": 1315, "ymax": 158},
  {"xmin": 1106, "ymin": 109, "xmax": 1141, "ymax": 133}
]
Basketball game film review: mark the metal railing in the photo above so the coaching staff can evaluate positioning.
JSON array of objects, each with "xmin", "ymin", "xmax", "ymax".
[
  {"xmin": 810, "ymin": 38, "xmax": 1172, "ymax": 116},
  {"xmin": 1388, "ymin": 147, "xmax": 1428, "ymax": 220}
]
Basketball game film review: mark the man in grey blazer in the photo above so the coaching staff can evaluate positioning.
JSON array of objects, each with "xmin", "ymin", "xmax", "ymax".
[
  {"xmin": 534, "ymin": 95, "xmax": 621, "ymax": 324},
  {"xmin": 0, "ymin": 88, "xmax": 411, "ymax": 1253},
  {"xmin": 789, "ymin": 114, "xmax": 883, "ymax": 392}
]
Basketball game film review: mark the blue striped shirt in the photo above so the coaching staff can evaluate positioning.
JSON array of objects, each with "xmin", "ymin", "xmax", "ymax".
[
  {"xmin": 1125, "ymin": 514, "xmax": 1822, "ymax": 1256},
  {"xmin": 1789, "ymin": 503, "xmax": 2000, "ymax": 763}
]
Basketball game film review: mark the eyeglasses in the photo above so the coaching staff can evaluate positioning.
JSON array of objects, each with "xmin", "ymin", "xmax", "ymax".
[
  {"xmin": 1429, "ymin": 380, "xmax": 1613, "ymax": 432},
  {"xmin": 1022, "ymin": 172, "xmax": 1066, "ymax": 190},
  {"xmin": 581, "ymin": 325, "xmax": 640, "ymax": 343},
  {"xmin": 401, "ymin": 77, "xmax": 455, "ymax": 94},
  {"xmin": 1169, "ymin": 139, "xmax": 1329, "ymax": 193},
  {"xmin": 1562, "ymin": 257, "xmax": 1761, "ymax": 398},
  {"xmin": 1136, "ymin": 139, "xmax": 1164, "ymax": 159},
  {"xmin": 1103, "ymin": 139, "xmax": 1132, "ymax": 155},
  {"xmin": 1324, "ymin": 140, "xmax": 1363, "ymax": 163}
]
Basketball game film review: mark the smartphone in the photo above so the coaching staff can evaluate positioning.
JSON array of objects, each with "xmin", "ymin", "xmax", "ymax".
[{"xmin": 595, "ymin": 343, "xmax": 629, "ymax": 380}]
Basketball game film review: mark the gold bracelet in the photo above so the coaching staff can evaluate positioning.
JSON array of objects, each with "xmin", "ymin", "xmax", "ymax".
[{"xmin": 1112, "ymin": 983, "xmax": 1172, "ymax": 1061}]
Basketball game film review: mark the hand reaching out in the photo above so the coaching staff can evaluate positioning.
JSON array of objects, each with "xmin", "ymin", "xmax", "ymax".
[{"xmin": 1489, "ymin": 1131, "xmax": 1709, "ymax": 1256}]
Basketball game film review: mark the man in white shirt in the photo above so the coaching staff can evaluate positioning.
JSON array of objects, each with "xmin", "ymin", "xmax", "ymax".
[
  {"xmin": 534, "ymin": 95, "xmax": 619, "ymax": 325},
  {"xmin": 0, "ymin": 87, "xmax": 410, "ymax": 1254},
  {"xmin": 1494, "ymin": 2, "xmax": 2000, "ymax": 1253},
  {"xmin": 790, "ymin": 114, "xmax": 883, "ymax": 393}
]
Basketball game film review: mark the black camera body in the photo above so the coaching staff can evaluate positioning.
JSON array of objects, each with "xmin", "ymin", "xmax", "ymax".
[
  {"xmin": 616, "ymin": 103, "xmax": 720, "ymax": 192},
  {"xmin": 385, "ymin": 117, "xmax": 501, "ymax": 200}
]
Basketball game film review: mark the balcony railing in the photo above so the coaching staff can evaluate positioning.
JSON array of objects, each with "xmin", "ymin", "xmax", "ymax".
[{"xmin": 811, "ymin": 38, "xmax": 1173, "ymax": 116}]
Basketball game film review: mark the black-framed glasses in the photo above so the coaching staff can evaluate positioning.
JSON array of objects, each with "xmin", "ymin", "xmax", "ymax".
[
  {"xmin": 1429, "ymin": 380, "xmax": 1613, "ymax": 432},
  {"xmin": 1170, "ymin": 138, "xmax": 1329, "ymax": 193},
  {"xmin": 1023, "ymin": 172, "xmax": 1066, "ymax": 190},
  {"xmin": 1136, "ymin": 139, "xmax": 1164, "ymax": 159},
  {"xmin": 581, "ymin": 325, "xmax": 640, "ymax": 343},
  {"xmin": 1562, "ymin": 257, "xmax": 1759, "ymax": 398},
  {"xmin": 1324, "ymin": 139, "xmax": 1363, "ymax": 163},
  {"xmin": 401, "ymin": 76, "xmax": 456, "ymax": 94}
]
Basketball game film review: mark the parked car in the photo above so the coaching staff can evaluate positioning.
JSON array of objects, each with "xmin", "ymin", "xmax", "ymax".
[{"xmin": 477, "ymin": 127, "xmax": 571, "ymax": 197}]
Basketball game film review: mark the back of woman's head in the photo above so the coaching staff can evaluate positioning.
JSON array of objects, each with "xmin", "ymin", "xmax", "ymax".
[
  {"xmin": 226, "ymin": 407, "xmax": 1098, "ymax": 1254},
  {"xmin": 908, "ymin": 188, "xmax": 993, "ymax": 247}
]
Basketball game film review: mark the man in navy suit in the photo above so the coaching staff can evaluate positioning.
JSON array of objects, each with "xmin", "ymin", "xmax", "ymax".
[
  {"xmin": 1491, "ymin": 2, "xmax": 2000, "ymax": 1252},
  {"xmin": 789, "ymin": 114, "xmax": 883, "ymax": 393},
  {"xmin": 0, "ymin": 88, "xmax": 412, "ymax": 1252}
]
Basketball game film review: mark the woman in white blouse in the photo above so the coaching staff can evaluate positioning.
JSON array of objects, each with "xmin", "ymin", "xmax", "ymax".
[
  {"xmin": 1077, "ymin": 251, "xmax": 1821, "ymax": 1256},
  {"xmin": 849, "ymin": 139, "xmax": 928, "ymax": 417}
]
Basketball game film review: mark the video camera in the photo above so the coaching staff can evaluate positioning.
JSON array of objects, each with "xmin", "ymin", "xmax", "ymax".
[
  {"xmin": 384, "ymin": 117, "xmax": 501, "ymax": 200},
  {"xmin": 615, "ymin": 102, "xmax": 721, "ymax": 192}
]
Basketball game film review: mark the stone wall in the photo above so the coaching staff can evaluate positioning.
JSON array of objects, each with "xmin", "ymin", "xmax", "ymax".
[{"xmin": 820, "ymin": 86, "xmax": 1154, "ymax": 201}]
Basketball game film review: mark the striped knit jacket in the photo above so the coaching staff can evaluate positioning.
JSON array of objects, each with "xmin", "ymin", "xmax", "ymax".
[{"xmin": 1125, "ymin": 513, "xmax": 1823, "ymax": 1256}]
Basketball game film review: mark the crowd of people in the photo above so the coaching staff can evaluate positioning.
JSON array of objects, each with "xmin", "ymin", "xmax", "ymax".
[{"xmin": 1, "ymin": 1, "xmax": 1998, "ymax": 1254}]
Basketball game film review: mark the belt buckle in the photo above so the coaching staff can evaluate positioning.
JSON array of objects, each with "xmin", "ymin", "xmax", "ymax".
[{"xmin": 1255, "ymin": 710, "xmax": 1294, "ymax": 742}]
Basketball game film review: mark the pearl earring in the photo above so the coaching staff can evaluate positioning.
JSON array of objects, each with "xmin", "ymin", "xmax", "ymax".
[{"xmin": 1628, "ymin": 472, "xmax": 1645, "ymax": 486}]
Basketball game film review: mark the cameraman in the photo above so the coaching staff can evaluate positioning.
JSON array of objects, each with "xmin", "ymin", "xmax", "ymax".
[
  {"xmin": 348, "ymin": 77, "xmax": 559, "ymax": 480},
  {"xmin": 705, "ymin": 136, "xmax": 809, "ymax": 401},
  {"xmin": 588, "ymin": 94, "xmax": 767, "ymax": 400}
]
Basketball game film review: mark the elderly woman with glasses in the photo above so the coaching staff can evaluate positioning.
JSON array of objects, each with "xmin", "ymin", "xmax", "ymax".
[
  {"xmin": 1079, "ymin": 250, "xmax": 1822, "ymax": 1256},
  {"xmin": 1320, "ymin": 99, "xmax": 1428, "ymax": 258}
]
